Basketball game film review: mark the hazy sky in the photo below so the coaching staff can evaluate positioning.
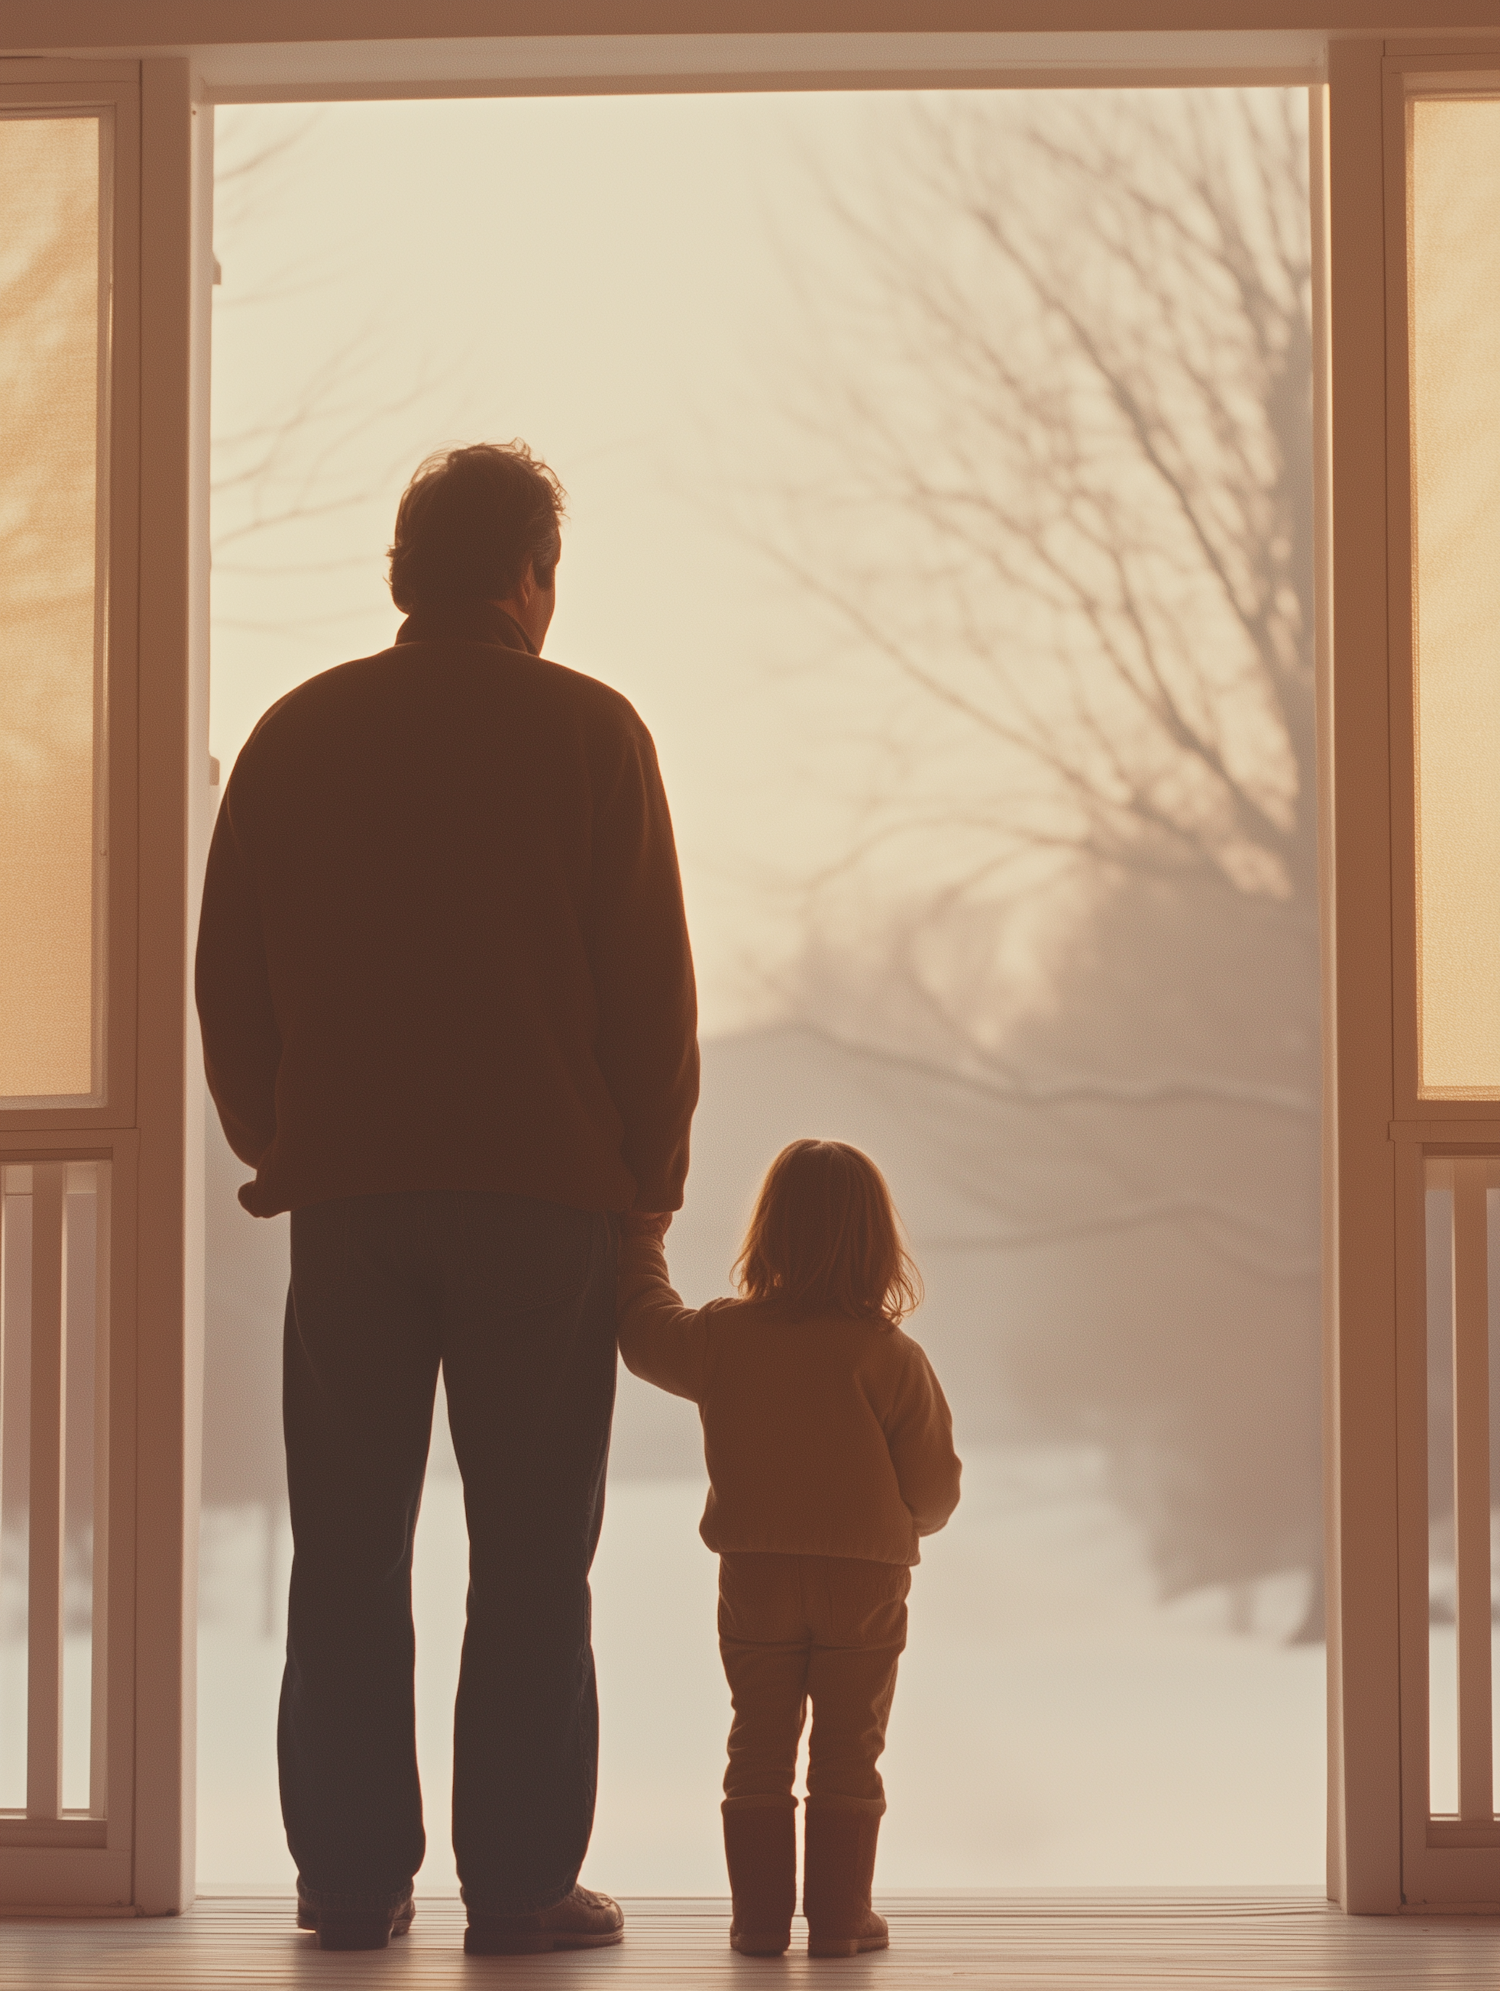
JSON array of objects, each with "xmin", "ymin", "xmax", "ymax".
[
  {"xmin": 211, "ymin": 89, "xmax": 1308, "ymax": 1043},
  {"xmin": 211, "ymin": 92, "xmax": 938, "ymax": 1036}
]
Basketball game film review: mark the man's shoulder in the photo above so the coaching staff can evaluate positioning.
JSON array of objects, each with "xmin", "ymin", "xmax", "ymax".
[
  {"xmin": 235, "ymin": 646, "xmax": 399, "ymax": 751},
  {"xmin": 536, "ymin": 653, "xmax": 650, "ymax": 738},
  {"xmin": 234, "ymin": 641, "xmax": 650, "ymax": 773}
]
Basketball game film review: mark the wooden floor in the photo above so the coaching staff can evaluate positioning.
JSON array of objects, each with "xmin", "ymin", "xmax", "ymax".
[{"xmin": 6, "ymin": 1892, "xmax": 1500, "ymax": 1987}]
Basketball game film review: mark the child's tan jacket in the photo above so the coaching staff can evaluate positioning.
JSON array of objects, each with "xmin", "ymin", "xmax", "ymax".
[{"xmin": 617, "ymin": 1235, "xmax": 962, "ymax": 1566}]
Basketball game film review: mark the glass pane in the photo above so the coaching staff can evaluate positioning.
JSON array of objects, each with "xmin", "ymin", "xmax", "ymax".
[
  {"xmin": 1427, "ymin": 1169, "xmax": 1457, "ymax": 1813},
  {"xmin": 1490, "ymin": 1185, "xmax": 1500, "ymax": 1811},
  {"xmin": 204, "ymin": 90, "xmax": 1321, "ymax": 1893},
  {"xmin": 62, "ymin": 1166, "xmax": 101, "ymax": 1813},
  {"xmin": 0, "ymin": 1177, "xmax": 33, "ymax": 1810},
  {"xmin": 0, "ymin": 115, "xmax": 106, "ymax": 1102},
  {"xmin": 1411, "ymin": 97, "xmax": 1500, "ymax": 1096},
  {"xmin": 1424, "ymin": 1163, "xmax": 1500, "ymax": 1820}
]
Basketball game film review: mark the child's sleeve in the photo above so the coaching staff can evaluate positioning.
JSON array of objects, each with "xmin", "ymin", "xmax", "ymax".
[
  {"xmin": 616, "ymin": 1231, "xmax": 711, "ymax": 1405},
  {"xmin": 885, "ymin": 1342, "xmax": 963, "ymax": 1537}
]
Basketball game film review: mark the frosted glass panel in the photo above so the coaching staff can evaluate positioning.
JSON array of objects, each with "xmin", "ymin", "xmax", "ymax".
[
  {"xmin": 1411, "ymin": 98, "xmax": 1500, "ymax": 1096},
  {"xmin": 0, "ymin": 116, "xmax": 106, "ymax": 1102}
]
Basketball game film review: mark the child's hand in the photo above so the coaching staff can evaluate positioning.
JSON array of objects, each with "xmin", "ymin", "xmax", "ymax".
[{"xmin": 624, "ymin": 1209, "xmax": 673, "ymax": 1244}]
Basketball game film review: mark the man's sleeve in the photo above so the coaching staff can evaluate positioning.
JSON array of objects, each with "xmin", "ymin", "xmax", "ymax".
[
  {"xmin": 591, "ymin": 714, "xmax": 700, "ymax": 1211},
  {"xmin": 194, "ymin": 778, "xmax": 281, "ymax": 1169}
]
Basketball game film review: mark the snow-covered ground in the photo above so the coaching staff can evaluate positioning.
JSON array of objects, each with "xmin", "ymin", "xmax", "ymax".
[{"xmin": 193, "ymin": 1434, "xmax": 1329, "ymax": 1894}]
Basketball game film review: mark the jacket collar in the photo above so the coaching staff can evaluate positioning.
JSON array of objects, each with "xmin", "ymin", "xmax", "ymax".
[{"xmin": 394, "ymin": 600, "xmax": 536, "ymax": 656}]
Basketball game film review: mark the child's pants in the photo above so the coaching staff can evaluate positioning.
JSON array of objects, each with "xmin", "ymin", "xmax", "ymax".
[{"xmin": 717, "ymin": 1552, "xmax": 910, "ymax": 1812}]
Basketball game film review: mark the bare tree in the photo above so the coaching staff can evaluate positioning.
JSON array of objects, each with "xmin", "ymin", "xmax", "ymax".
[
  {"xmin": 770, "ymin": 91, "xmax": 1321, "ymax": 1633},
  {"xmin": 210, "ymin": 110, "xmax": 433, "ymax": 635}
]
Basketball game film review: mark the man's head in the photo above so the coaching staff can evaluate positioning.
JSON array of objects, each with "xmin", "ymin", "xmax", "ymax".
[{"xmin": 387, "ymin": 441, "xmax": 566, "ymax": 649}]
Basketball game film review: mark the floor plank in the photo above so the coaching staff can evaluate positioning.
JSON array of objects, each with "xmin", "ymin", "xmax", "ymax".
[{"xmin": 6, "ymin": 1891, "xmax": 1500, "ymax": 1987}]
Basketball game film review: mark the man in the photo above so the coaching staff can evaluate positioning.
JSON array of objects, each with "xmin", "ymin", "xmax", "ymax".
[{"xmin": 196, "ymin": 443, "xmax": 698, "ymax": 1955}]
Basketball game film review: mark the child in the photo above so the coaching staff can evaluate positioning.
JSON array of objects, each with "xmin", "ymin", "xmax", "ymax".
[{"xmin": 617, "ymin": 1138, "xmax": 961, "ymax": 1958}]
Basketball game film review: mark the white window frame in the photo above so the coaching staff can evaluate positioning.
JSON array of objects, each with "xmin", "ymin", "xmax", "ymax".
[{"xmin": 0, "ymin": 63, "xmax": 143, "ymax": 1909}]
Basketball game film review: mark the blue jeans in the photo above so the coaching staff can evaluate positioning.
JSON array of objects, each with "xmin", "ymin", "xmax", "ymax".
[{"xmin": 277, "ymin": 1190, "xmax": 619, "ymax": 1915}]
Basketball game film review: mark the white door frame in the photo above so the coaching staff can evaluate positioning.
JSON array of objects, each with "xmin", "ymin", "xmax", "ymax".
[
  {"xmin": 1377, "ymin": 44, "xmax": 1500, "ymax": 1910},
  {"xmin": 0, "ymin": 13, "xmax": 1470, "ymax": 1915}
]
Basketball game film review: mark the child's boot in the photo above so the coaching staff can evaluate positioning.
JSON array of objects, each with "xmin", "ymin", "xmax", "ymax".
[
  {"xmin": 723, "ymin": 1796, "xmax": 797, "ymax": 1955},
  {"xmin": 802, "ymin": 1798, "xmax": 889, "ymax": 1957}
]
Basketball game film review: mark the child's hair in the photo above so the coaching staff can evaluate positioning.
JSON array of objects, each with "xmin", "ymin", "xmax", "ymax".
[{"xmin": 733, "ymin": 1139, "xmax": 922, "ymax": 1330}]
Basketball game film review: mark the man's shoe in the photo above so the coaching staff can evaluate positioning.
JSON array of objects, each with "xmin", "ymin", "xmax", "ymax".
[
  {"xmin": 464, "ymin": 1884, "xmax": 625, "ymax": 1955},
  {"xmin": 296, "ymin": 1881, "xmax": 415, "ymax": 1951}
]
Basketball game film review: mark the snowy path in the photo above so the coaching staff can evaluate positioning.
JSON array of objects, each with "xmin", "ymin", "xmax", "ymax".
[{"xmin": 193, "ymin": 1442, "xmax": 1327, "ymax": 1892}]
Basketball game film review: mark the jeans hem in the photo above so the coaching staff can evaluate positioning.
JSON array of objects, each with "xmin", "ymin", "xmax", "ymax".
[
  {"xmin": 296, "ymin": 1876, "xmax": 413, "ymax": 1915},
  {"xmin": 460, "ymin": 1873, "xmax": 582, "ymax": 1918}
]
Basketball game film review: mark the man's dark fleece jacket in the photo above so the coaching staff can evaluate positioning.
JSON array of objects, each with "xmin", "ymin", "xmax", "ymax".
[{"xmin": 195, "ymin": 601, "xmax": 699, "ymax": 1219}]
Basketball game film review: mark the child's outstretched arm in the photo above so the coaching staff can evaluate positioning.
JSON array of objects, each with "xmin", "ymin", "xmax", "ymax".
[
  {"xmin": 616, "ymin": 1215, "xmax": 711, "ymax": 1405},
  {"xmin": 886, "ymin": 1346, "xmax": 963, "ymax": 1537}
]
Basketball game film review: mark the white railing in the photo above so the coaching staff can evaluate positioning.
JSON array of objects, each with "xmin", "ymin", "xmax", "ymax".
[{"xmin": 0, "ymin": 1160, "xmax": 110, "ymax": 1824}]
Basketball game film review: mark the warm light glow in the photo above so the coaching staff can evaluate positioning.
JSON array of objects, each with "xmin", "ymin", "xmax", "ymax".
[
  {"xmin": 0, "ymin": 115, "xmax": 103, "ymax": 1101},
  {"xmin": 199, "ymin": 92, "xmax": 1326, "ymax": 1895},
  {"xmin": 1411, "ymin": 97, "xmax": 1500, "ymax": 1096}
]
